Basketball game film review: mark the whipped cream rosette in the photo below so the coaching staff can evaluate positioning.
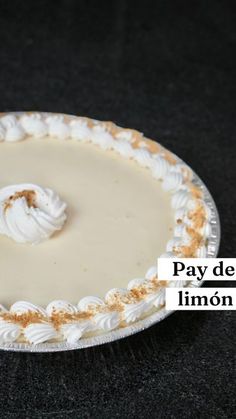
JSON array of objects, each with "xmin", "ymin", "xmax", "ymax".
[{"xmin": 0, "ymin": 183, "xmax": 67, "ymax": 244}]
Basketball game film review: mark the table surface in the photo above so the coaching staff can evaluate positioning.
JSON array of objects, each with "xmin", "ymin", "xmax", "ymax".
[{"xmin": 0, "ymin": 1, "xmax": 235, "ymax": 418}]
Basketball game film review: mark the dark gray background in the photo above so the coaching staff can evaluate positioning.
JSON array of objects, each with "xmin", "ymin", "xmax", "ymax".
[{"xmin": 0, "ymin": 1, "xmax": 235, "ymax": 418}]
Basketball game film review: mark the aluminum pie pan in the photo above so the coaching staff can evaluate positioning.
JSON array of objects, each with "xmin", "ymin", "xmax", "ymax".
[{"xmin": 0, "ymin": 146, "xmax": 220, "ymax": 353}]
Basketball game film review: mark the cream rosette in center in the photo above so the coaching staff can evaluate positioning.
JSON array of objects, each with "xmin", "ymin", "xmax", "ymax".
[{"xmin": 0, "ymin": 183, "xmax": 67, "ymax": 244}]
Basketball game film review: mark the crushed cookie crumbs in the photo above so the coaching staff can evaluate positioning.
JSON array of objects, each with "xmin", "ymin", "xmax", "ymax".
[
  {"xmin": 1, "ymin": 312, "xmax": 45, "ymax": 328},
  {"xmin": 4, "ymin": 190, "xmax": 36, "ymax": 212}
]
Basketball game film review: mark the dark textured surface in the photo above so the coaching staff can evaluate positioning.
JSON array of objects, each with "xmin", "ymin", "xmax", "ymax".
[{"xmin": 0, "ymin": 1, "xmax": 235, "ymax": 418}]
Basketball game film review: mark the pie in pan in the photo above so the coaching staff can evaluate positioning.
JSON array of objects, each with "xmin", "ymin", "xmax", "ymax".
[{"xmin": 0, "ymin": 112, "xmax": 212, "ymax": 347}]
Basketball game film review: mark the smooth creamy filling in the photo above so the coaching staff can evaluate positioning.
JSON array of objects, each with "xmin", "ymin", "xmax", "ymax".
[{"xmin": 0, "ymin": 137, "xmax": 174, "ymax": 306}]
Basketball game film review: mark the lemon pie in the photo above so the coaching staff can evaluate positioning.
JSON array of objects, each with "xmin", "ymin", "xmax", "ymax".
[{"xmin": 0, "ymin": 112, "xmax": 211, "ymax": 346}]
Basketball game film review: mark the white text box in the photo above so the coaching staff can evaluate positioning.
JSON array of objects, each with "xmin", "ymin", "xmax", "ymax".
[
  {"xmin": 158, "ymin": 258, "xmax": 236, "ymax": 282},
  {"xmin": 166, "ymin": 287, "xmax": 236, "ymax": 310}
]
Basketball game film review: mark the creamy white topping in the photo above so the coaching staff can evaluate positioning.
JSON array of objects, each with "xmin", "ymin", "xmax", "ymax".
[
  {"xmin": 105, "ymin": 288, "xmax": 128, "ymax": 305},
  {"xmin": 145, "ymin": 289, "xmax": 165, "ymax": 307},
  {"xmin": 112, "ymin": 140, "xmax": 135, "ymax": 158},
  {"xmin": 133, "ymin": 149, "xmax": 153, "ymax": 168},
  {"xmin": 0, "ymin": 115, "xmax": 25, "ymax": 142},
  {"xmin": 0, "ymin": 321, "xmax": 21, "ymax": 344},
  {"xmin": 61, "ymin": 321, "xmax": 93, "ymax": 344},
  {"xmin": 46, "ymin": 300, "xmax": 77, "ymax": 316},
  {"xmin": 123, "ymin": 300, "xmax": 150, "ymax": 323},
  {"xmin": 46, "ymin": 115, "xmax": 70, "ymax": 139},
  {"xmin": 171, "ymin": 190, "xmax": 191, "ymax": 209},
  {"xmin": 20, "ymin": 113, "xmax": 48, "ymax": 138},
  {"xmin": 91, "ymin": 125, "xmax": 115, "ymax": 149},
  {"xmin": 10, "ymin": 301, "xmax": 47, "ymax": 317},
  {"xmin": 115, "ymin": 130, "xmax": 136, "ymax": 143},
  {"xmin": 77, "ymin": 296, "xmax": 105, "ymax": 311},
  {"xmin": 0, "ymin": 184, "xmax": 67, "ymax": 244},
  {"xmin": 24, "ymin": 323, "xmax": 58, "ymax": 345},
  {"xmin": 152, "ymin": 155, "xmax": 170, "ymax": 179},
  {"xmin": 70, "ymin": 119, "xmax": 91, "ymax": 142},
  {"xmin": 94, "ymin": 311, "xmax": 120, "ymax": 331},
  {"xmin": 162, "ymin": 172, "xmax": 183, "ymax": 192}
]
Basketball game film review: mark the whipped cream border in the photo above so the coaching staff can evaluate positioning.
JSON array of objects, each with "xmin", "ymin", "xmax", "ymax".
[{"xmin": 0, "ymin": 112, "xmax": 212, "ymax": 346}]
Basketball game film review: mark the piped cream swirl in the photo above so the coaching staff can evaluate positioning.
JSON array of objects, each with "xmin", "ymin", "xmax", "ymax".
[{"xmin": 0, "ymin": 184, "xmax": 67, "ymax": 244}]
